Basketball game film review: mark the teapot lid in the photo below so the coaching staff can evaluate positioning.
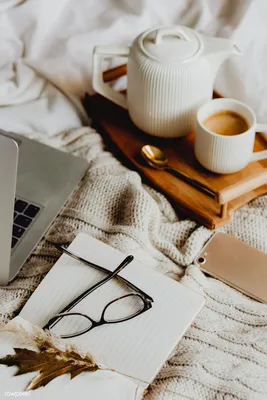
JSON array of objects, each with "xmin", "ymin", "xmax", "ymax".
[{"xmin": 139, "ymin": 26, "xmax": 201, "ymax": 62}]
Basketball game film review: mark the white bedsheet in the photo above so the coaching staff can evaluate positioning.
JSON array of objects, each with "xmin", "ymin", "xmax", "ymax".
[{"xmin": 0, "ymin": 0, "xmax": 266, "ymax": 136}]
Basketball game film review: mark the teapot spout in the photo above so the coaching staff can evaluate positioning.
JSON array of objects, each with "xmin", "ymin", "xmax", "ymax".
[{"xmin": 201, "ymin": 35, "xmax": 241, "ymax": 82}]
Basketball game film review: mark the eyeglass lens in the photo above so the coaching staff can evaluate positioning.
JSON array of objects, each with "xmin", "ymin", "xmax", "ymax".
[
  {"xmin": 51, "ymin": 293, "xmax": 146, "ymax": 338},
  {"xmin": 103, "ymin": 293, "xmax": 145, "ymax": 322}
]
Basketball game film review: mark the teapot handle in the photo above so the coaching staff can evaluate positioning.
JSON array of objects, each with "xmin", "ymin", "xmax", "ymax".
[
  {"xmin": 92, "ymin": 45, "xmax": 129, "ymax": 109},
  {"xmin": 154, "ymin": 26, "xmax": 191, "ymax": 44}
]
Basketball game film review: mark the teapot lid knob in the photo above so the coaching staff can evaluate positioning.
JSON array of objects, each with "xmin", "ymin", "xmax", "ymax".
[
  {"xmin": 154, "ymin": 27, "xmax": 190, "ymax": 45},
  {"xmin": 139, "ymin": 25, "xmax": 201, "ymax": 62}
]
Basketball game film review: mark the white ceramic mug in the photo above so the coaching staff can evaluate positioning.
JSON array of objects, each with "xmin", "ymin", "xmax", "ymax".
[{"xmin": 195, "ymin": 98, "xmax": 267, "ymax": 174}]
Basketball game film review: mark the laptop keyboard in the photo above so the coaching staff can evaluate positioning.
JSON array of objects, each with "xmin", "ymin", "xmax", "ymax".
[{"xmin": 12, "ymin": 198, "xmax": 41, "ymax": 249}]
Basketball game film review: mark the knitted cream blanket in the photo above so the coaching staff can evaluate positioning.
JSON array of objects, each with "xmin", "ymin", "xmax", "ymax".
[{"xmin": 0, "ymin": 128, "xmax": 267, "ymax": 400}]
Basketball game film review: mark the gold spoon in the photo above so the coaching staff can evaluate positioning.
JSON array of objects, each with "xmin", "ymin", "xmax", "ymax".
[{"xmin": 141, "ymin": 145, "xmax": 217, "ymax": 199}]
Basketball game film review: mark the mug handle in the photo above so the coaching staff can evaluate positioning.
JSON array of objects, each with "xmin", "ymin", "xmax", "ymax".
[
  {"xmin": 92, "ymin": 45, "xmax": 130, "ymax": 109},
  {"xmin": 251, "ymin": 124, "xmax": 267, "ymax": 162}
]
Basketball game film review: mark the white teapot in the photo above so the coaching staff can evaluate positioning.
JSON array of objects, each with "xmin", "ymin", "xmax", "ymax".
[{"xmin": 92, "ymin": 26, "xmax": 241, "ymax": 138}]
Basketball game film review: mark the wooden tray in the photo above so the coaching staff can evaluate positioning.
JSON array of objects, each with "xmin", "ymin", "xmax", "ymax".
[{"xmin": 83, "ymin": 66, "xmax": 267, "ymax": 229}]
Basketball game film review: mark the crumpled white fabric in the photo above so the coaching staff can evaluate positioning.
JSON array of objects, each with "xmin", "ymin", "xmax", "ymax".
[{"xmin": 1, "ymin": 0, "xmax": 267, "ymax": 136}]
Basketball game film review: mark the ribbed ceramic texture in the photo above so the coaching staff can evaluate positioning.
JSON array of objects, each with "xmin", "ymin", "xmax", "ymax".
[
  {"xmin": 195, "ymin": 123, "xmax": 255, "ymax": 173},
  {"xmin": 127, "ymin": 45, "xmax": 213, "ymax": 138}
]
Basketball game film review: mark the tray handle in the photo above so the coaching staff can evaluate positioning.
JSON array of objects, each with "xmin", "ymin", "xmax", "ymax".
[{"xmin": 103, "ymin": 64, "xmax": 127, "ymax": 83}]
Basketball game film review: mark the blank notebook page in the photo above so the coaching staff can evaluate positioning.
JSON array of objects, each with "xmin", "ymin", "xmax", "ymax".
[{"xmin": 20, "ymin": 233, "xmax": 204, "ymax": 383}]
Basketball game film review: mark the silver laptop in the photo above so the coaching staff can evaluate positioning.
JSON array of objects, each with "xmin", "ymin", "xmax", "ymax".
[{"xmin": 0, "ymin": 131, "xmax": 88, "ymax": 285}]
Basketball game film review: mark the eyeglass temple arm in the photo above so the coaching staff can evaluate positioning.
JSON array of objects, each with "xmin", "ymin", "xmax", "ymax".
[
  {"xmin": 54, "ymin": 244, "xmax": 153, "ymax": 302},
  {"xmin": 43, "ymin": 254, "xmax": 133, "ymax": 331}
]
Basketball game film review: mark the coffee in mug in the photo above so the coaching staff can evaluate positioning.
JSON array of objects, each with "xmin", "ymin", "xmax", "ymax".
[
  {"xmin": 195, "ymin": 98, "xmax": 267, "ymax": 174},
  {"xmin": 203, "ymin": 110, "xmax": 249, "ymax": 136}
]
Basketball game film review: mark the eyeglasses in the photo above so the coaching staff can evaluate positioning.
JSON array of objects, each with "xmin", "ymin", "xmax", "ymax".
[{"xmin": 43, "ymin": 244, "xmax": 154, "ymax": 339}]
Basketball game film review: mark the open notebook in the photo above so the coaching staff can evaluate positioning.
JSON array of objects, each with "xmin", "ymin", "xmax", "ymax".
[{"xmin": 1, "ymin": 233, "xmax": 205, "ymax": 397}]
